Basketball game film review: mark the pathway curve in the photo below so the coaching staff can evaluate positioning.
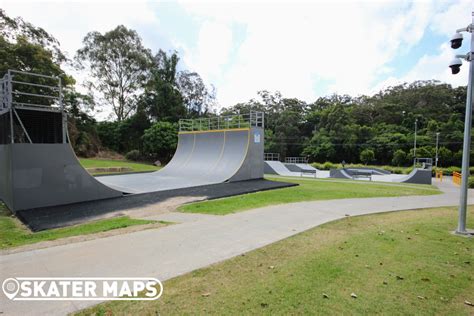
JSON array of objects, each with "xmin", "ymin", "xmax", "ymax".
[{"xmin": 0, "ymin": 179, "xmax": 472, "ymax": 315}]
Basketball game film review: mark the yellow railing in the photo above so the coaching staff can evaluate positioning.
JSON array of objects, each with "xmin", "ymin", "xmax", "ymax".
[
  {"xmin": 453, "ymin": 171, "xmax": 462, "ymax": 185},
  {"xmin": 435, "ymin": 170, "xmax": 443, "ymax": 182}
]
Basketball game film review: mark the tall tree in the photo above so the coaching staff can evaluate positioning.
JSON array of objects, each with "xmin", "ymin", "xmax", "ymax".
[
  {"xmin": 177, "ymin": 71, "xmax": 216, "ymax": 115},
  {"xmin": 76, "ymin": 25, "xmax": 151, "ymax": 121},
  {"xmin": 139, "ymin": 50, "xmax": 186, "ymax": 122}
]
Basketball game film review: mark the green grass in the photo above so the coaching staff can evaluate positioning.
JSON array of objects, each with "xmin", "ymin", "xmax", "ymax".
[
  {"xmin": 180, "ymin": 177, "xmax": 441, "ymax": 215},
  {"xmin": 77, "ymin": 206, "xmax": 474, "ymax": 315},
  {"xmin": 0, "ymin": 204, "xmax": 160, "ymax": 250},
  {"xmin": 79, "ymin": 158, "xmax": 160, "ymax": 174}
]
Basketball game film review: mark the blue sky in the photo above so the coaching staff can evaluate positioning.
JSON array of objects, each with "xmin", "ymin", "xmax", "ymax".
[{"xmin": 2, "ymin": 0, "xmax": 472, "ymax": 115}]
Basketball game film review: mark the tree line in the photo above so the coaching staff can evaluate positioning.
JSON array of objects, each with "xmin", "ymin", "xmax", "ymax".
[{"xmin": 0, "ymin": 10, "xmax": 469, "ymax": 167}]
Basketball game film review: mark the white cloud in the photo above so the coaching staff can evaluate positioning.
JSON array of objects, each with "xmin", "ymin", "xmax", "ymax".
[
  {"xmin": 182, "ymin": 20, "xmax": 233, "ymax": 81},
  {"xmin": 1, "ymin": 0, "xmax": 161, "ymax": 119},
  {"xmin": 2, "ymin": 0, "xmax": 472, "ymax": 116},
  {"xmin": 373, "ymin": 43, "xmax": 468, "ymax": 93},
  {"xmin": 176, "ymin": 1, "xmax": 441, "ymax": 106},
  {"xmin": 374, "ymin": 0, "xmax": 472, "ymax": 94}
]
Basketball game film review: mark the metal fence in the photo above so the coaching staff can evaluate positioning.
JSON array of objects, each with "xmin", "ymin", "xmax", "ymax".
[
  {"xmin": 179, "ymin": 111, "xmax": 264, "ymax": 132},
  {"xmin": 285, "ymin": 157, "xmax": 308, "ymax": 163},
  {"xmin": 264, "ymin": 153, "xmax": 280, "ymax": 161}
]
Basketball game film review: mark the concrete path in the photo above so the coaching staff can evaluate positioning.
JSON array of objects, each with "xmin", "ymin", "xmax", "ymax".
[{"xmin": 0, "ymin": 179, "xmax": 472, "ymax": 316}]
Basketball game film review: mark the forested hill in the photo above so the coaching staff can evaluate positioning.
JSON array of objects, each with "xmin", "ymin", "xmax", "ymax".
[
  {"xmin": 1, "ymin": 9, "xmax": 469, "ymax": 167},
  {"xmin": 221, "ymin": 82, "xmax": 468, "ymax": 167}
]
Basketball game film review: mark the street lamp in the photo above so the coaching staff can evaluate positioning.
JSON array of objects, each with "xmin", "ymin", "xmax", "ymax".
[
  {"xmin": 413, "ymin": 118, "xmax": 418, "ymax": 166},
  {"xmin": 449, "ymin": 12, "xmax": 474, "ymax": 235},
  {"xmin": 435, "ymin": 132, "xmax": 440, "ymax": 169}
]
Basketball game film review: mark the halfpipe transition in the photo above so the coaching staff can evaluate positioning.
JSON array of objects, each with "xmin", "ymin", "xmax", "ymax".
[
  {"xmin": 97, "ymin": 127, "xmax": 264, "ymax": 194},
  {"xmin": 0, "ymin": 126, "xmax": 264, "ymax": 213},
  {"xmin": 0, "ymin": 70, "xmax": 266, "ymax": 213}
]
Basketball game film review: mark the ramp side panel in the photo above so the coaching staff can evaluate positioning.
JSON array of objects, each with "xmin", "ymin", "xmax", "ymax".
[
  {"xmin": 264, "ymin": 162, "xmax": 278, "ymax": 174},
  {"xmin": 11, "ymin": 144, "xmax": 122, "ymax": 211},
  {"xmin": 329, "ymin": 169, "xmax": 352, "ymax": 179},
  {"xmin": 229, "ymin": 128, "xmax": 264, "ymax": 182},
  {"xmin": 0, "ymin": 145, "xmax": 13, "ymax": 210},
  {"xmin": 264, "ymin": 161, "xmax": 299, "ymax": 176},
  {"xmin": 393, "ymin": 168, "xmax": 432, "ymax": 185}
]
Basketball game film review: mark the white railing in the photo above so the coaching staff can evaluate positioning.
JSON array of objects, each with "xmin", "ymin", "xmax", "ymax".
[
  {"xmin": 264, "ymin": 153, "xmax": 280, "ymax": 161},
  {"xmin": 285, "ymin": 157, "xmax": 308, "ymax": 164},
  {"xmin": 179, "ymin": 111, "xmax": 264, "ymax": 132}
]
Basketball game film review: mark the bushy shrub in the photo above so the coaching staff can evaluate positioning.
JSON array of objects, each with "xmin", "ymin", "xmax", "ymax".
[
  {"xmin": 360, "ymin": 148, "xmax": 375, "ymax": 165},
  {"xmin": 469, "ymin": 177, "xmax": 474, "ymax": 189},
  {"xmin": 142, "ymin": 121, "xmax": 178, "ymax": 161},
  {"xmin": 392, "ymin": 149, "xmax": 407, "ymax": 166},
  {"xmin": 125, "ymin": 149, "xmax": 141, "ymax": 161}
]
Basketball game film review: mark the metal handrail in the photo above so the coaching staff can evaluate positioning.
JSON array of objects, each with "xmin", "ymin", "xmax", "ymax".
[
  {"xmin": 285, "ymin": 157, "xmax": 308, "ymax": 163},
  {"xmin": 179, "ymin": 111, "xmax": 264, "ymax": 132},
  {"xmin": 264, "ymin": 153, "xmax": 280, "ymax": 161}
]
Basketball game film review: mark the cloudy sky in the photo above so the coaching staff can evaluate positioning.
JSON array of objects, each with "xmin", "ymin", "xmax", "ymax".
[{"xmin": 2, "ymin": 0, "xmax": 472, "ymax": 111}]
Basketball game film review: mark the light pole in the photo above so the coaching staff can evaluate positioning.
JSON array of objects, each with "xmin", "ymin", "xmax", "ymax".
[
  {"xmin": 449, "ymin": 12, "xmax": 474, "ymax": 235},
  {"xmin": 435, "ymin": 132, "xmax": 440, "ymax": 169},
  {"xmin": 413, "ymin": 118, "xmax": 418, "ymax": 166}
]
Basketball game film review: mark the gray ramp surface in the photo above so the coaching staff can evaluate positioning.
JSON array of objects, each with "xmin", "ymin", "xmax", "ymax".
[
  {"xmin": 329, "ymin": 168, "xmax": 353, "ymax": 179},
  {"xmin": 97, "ymin": 128, "xmax": 262, "ymax": 193},
  {"xmin": 285, "ymin": 163, "xmax": 318, "ymax": 173},
  {"xmin": 264, "ymin": 161, "xmax": 301, "ymax": 176}
]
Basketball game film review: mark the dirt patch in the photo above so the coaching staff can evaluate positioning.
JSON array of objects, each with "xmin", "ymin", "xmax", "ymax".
[{"xmin": 121, "ymin": 196, "xmax": 208, "ymax": 219}]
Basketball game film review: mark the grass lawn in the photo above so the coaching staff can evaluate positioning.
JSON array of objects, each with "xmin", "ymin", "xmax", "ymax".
[
  {"xmin": 0, "ymin": 204, "xmax": 160, "ymax": 250},
  {"xmin": 78, "ymin": 206, "xmax": 474, "ymax": 315},
  {"xmin": 180, "ymin": 177, "xmax": 441, "ymax": 215},
  {"xmin": 79, "ymin": 158, "xmax": 160, "ymax": 174}
]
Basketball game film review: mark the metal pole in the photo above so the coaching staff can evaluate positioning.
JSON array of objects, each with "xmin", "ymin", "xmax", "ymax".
[
  {"xmin": 7, "ymin": 71, "xmax": 14, "ymax": 143},
  {"xmin": 413, "ymin": 118, "xmax": 418, "ymax": 166},
  {"xmin": 457, "ymin": 14, "xmax": 474, "ymax": 234},
  {"xmin": 435, "ymin": 132, "xmax": 440, "ymax": 168}
]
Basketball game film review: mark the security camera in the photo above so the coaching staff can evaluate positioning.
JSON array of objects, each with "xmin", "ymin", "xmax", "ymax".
[
  {"xmin": 449, "ymin": 57, "xmax": 462, "ymax": 74},
  {"xmin": 450, "ymin": 32, "xmax": 463, "ymax": 49}
]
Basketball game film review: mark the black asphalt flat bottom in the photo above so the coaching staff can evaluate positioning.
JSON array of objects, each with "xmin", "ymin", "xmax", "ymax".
[{"xmin": 15, "ymin": 179, "xmax": 297, "ymax": 232}]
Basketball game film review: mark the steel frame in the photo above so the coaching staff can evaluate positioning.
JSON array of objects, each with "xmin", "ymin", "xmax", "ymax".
[{"xmin": 0, "ymin": 69, "xmax": 66, "ymax": 144}]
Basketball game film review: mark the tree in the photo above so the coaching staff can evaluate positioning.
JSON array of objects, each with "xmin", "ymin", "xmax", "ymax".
[
  {"xmin": 360, "ymin": 148, "xmax": 375, "ymax": 165},
  {"xmin": 177, "ymin": 71, "xmax": 216, "ymax": 115},
  {"xmin": 0, "ymin": 9, "xmax": 66, "ymax": 63},
  {"xmin": 142, "ymin": 122, "xmax": 178, "ymax": 161},
  {"xmin": 392, "ymin": 149, "xmax": 407, "ymax": 166},
  {"xmin": 140, "ymin": 50, "xmax": 186, "ymax": 122},
  {"xmin": 437, "ymin": 147, "xmax": 452, "ymax": 167},
  {"xmin": 64, "ymin": 90, "xmax": 100, "ymax": 157},
  {"xmin": 76, "ymin": 25, "xmax": 151, "ymax": 121}
]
